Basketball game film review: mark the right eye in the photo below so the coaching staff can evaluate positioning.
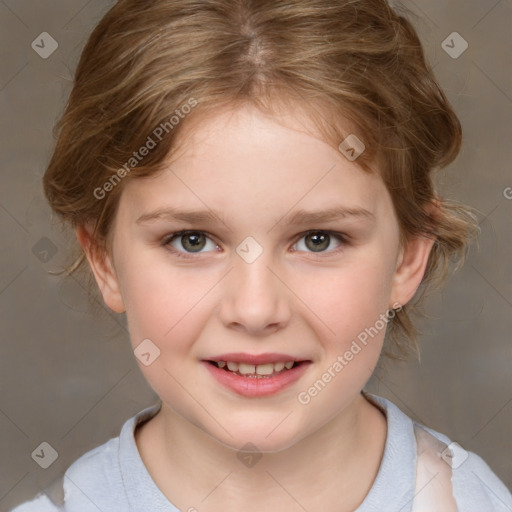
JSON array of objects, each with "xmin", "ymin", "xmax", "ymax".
[{"xmin": 162, "ymin": 230, "xmax": 220, "ymax": 259}]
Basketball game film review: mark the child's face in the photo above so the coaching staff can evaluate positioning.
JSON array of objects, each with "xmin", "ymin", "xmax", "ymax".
[{"xmin": 84, "ymin": 103, "xmax": 432, "ymax": 451}]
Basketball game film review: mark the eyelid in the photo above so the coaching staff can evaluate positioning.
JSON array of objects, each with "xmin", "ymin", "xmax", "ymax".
[{"xmin": 294, "ymin": 229, "xmax": 350, "ymax": 243}]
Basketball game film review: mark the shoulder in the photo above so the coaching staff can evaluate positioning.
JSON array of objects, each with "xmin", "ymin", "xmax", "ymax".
[
  {"xmin": 10, "ymin": 436, "xmax": 124, "ymax": 512},
  {"xmin": 364, "ymin": 393, "xmax": 512, "ymax": 511},
  {"xmin": 63, "ymin": 435, "xmax": 127, "ymax": 511},
  {"xmin": 9, "ymin": 493, "xmax": 62, "ymax": 512},
  {"xmin": 418, "ymin": 423, "xmax": 512, "ymax": 511},
  {"xmin": 10, "ymin": 404, "xmax": 162, "ymax": 512}
]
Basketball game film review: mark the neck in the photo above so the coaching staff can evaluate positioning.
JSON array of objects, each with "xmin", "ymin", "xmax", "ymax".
[{"xmin": 135, "ymin": 392, "xmax": 387, "ymax": 512}]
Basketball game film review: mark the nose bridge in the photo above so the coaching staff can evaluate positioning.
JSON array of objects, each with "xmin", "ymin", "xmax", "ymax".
[{"xmin": 219, "ymin": 243, "xmax": 290, "ymax": 334}]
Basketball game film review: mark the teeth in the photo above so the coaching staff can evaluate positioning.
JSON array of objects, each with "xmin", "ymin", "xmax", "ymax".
[
  {"xmin": 238, "ymin": 363, "xmax": 256, "ymax": 375},
  {"xmin": 256, "ymin": 363, "xmax": 274, "ymax": 375},
  {"xmin": 226, "ymin": 361, "xmax": 239, "ymax": 372},
  {"xmin": 273, "ymin": 362, "xmax": 285, "ymax": 372},
  {"xmin": 216, "ymin": 360, "xmax": 296, "ymax": 376}
]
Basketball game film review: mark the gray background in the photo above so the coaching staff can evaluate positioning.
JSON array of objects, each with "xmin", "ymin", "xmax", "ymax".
[{"xmin": 1, "ymin": 1, "xmax": 511, "ymax": 510}]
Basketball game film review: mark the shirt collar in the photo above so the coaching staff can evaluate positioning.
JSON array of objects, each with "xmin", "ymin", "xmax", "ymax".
[
  {"xmin": 118, "ymin": 394, "xmax": 416, "ymax": 512},
  {"xmin": 118, "ymin": 400, "xmax": 181, "ymax": 511},
  {"xmin": 354, "ymin": 392, "xmax": 416, "ymax": 512}
]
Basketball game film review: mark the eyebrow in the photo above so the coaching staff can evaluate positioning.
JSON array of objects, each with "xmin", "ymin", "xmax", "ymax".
[{"xmin": 135, "ymin": 205, "xmax": 375, "ymax": 226}]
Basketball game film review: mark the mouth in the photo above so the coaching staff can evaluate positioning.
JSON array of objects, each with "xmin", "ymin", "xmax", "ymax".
[
  {"xmin": 202, "ymin": 353, "xmax": 312, "ymax": 397},
  {"xmin": 206, "ymin": 359, "xmax": 303, "ymax": 378}
]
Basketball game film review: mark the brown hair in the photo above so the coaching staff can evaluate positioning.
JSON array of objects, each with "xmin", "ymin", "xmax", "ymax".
[{"xmin": 43, "ymin": 0, "xmax": 478, "ymax": 358}]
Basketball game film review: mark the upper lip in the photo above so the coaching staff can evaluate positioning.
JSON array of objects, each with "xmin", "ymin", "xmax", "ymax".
[{"xmin": 205, "ymin": 352, "xmax": 310, "ymax": 365}]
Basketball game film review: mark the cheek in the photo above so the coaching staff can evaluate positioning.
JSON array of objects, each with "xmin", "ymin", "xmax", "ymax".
[
  {"xmin": 120, "ymin": 241, "xmax": 396, "ymax": 351},
  {"xmin": 296, "ymin": 257, "xmax": 395, "ymax": 334},
  {"xmin": 293, "ymin": 257, "xmax": 394, "ymax": 397},
  {"xmin": 120, "ymin": 265, "xmax": 216, "ymax": 412},
  {"xmin": 123, "ymin": 269, "xmax": 206, "ymax": 348},
  {"xmin": 294, "ymin": 266, "xmax": 391, "ymax": 418}
]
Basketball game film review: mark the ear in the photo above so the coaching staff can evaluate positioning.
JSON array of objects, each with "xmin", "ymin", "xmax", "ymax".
[
  {"xmin": 389, "ymin": 204, "xmax": 438, "ymax": 308},
  {"xmin": 75, "ymin": 224, "xmax": 126, "ymax": 313}
]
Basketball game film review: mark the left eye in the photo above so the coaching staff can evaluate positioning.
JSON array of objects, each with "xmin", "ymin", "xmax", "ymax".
[
  {"xmin": 162, "ymin": 230, "xmax": 347, "ymax": 258},
  {"xmin": 293, "ymin": 231, "xmax": 346, "ymax": 254}
]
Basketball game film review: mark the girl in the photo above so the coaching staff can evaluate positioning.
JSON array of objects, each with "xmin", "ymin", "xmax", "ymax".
[{"xmin": 12, "ymin": 0, "xmax": 512, "ymax": 510}]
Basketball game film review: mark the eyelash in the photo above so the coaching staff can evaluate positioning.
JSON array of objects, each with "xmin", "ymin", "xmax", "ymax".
[{"xmin": 160, "ymin": 230, "xmax": 350, "ymax": 260}]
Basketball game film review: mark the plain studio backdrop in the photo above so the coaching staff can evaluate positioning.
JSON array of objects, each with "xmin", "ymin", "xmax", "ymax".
[{"xmin": 1, "ymin": 1, "xmax": 511, "ymax": 510}]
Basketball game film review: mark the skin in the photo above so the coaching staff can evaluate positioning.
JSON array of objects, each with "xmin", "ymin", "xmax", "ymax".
[{"xmin": 77, "ymin": 102, "xmax": 435, "ymax": 511}]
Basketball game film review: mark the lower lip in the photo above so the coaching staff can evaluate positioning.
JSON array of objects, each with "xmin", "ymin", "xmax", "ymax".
[{"xmin": 202, "ymin": 361, "xmax": 311, "ymax": 397}]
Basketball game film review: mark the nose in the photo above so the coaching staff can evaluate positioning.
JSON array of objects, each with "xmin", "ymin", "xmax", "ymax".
[{"xmin": 218, "ymin": 250, "xmax": 291, "ymax": 337}]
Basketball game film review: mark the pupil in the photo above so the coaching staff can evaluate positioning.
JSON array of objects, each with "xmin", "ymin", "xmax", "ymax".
[
  {"xmin": 308, "ymin": 232, "xmax": 329, "ymax": 252},
  {"xmin": 183, "ymin": 233, "xmax": 205, "ymax": 252}
]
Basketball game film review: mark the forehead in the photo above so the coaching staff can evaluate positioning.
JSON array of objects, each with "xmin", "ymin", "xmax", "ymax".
[
  {"xmin": 170, "ymin": 100, "xmax": 362, "ymax": 167},
  {"xmin": 119, "ymin": 103, "xmax": 392, "ymax": 225}
]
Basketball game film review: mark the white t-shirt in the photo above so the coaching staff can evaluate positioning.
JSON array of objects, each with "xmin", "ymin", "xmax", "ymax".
[{"xmin": 10, "ymin": 394, "xmax": 512, "ymax": 512}]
